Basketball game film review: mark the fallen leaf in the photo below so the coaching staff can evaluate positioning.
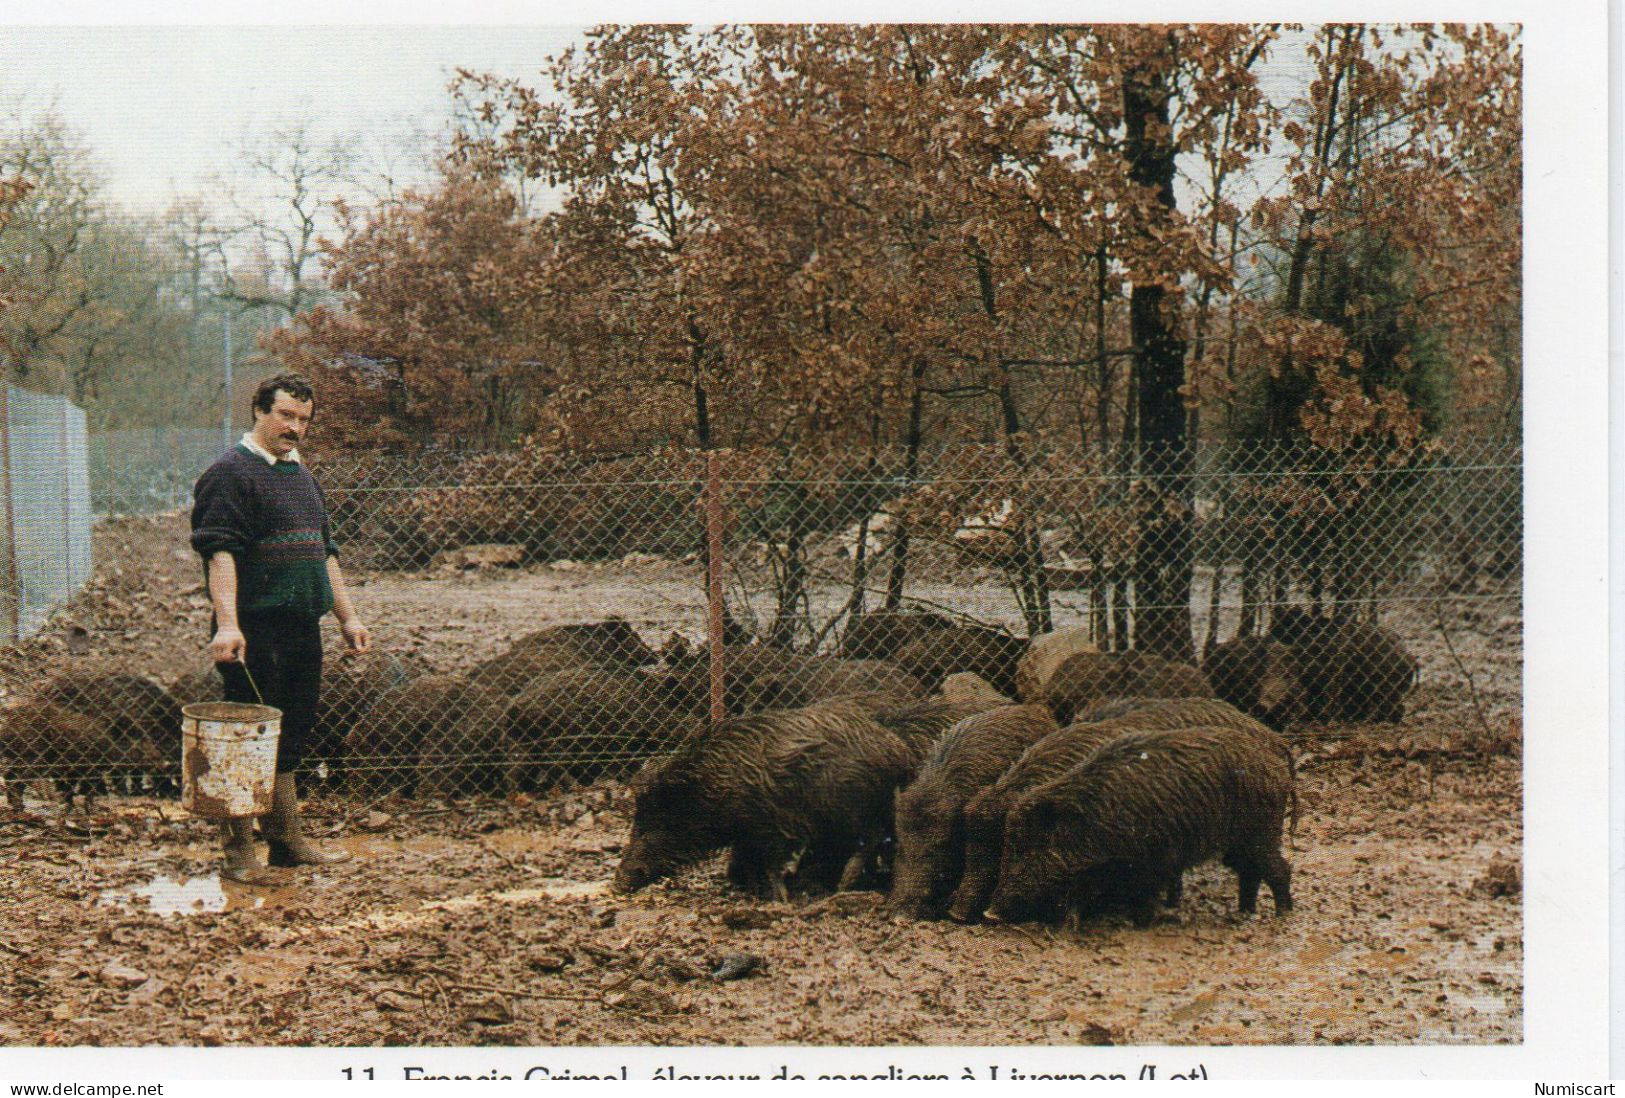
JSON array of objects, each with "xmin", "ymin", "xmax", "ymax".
[
  {"xmin": 98, "ymin": 962, "xmax": 148, "ymax": 989},
  {"xmin": 720, "ymin": 907, "xmax": 776, "ymax": 930},
  {"xmin": 606, "ymin": 986, "xmax": 678, "ymax": 1016},
  {"xmin": 526, "ymin": 950, "xmax": 570, "ymax": 973},
  {"xmin": 661, "ymin": 958, "xmax": 708, "ymax": 983},
  {"xmin": 376, "ymin": 989, "xmax": 422, "ymax": 1012},
  {"xmin": 1072, "ymin": 1022, "xmax": 1116, "ymax": 1045},
  {"xmin": 1471, "ymin": 858, "xmax": 1521, "ymax": 899},
  {"xmin": 463, "ymin": 997, "xmax": 514, "ymax": 1026}
]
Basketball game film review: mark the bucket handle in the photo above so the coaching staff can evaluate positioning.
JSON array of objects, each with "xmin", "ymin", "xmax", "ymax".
[{"xmin": 237, "ymin": 659, "xmax": 268, "ymax": 708}]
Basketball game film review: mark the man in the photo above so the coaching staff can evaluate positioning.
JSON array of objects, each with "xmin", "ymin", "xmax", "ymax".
[{"xmin": 190, "ymin": 373, "xmax": 371, "ymax": 883}]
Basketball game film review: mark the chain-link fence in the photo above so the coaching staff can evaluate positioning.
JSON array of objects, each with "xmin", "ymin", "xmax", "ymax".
[
  {"xmin": 88, "ymin": 426, "xmax": 225, "ymax": 517},
  {"xmin": 0, "ymin": 387, "xmax": 93, "ymax": 644},
  {"xmin": 0, "ymin": 435, "xmax": 1521, "ymax": 807},
  {"xmin": 0, "ymin": 412, "xmax": 225, "ymax": 645}
]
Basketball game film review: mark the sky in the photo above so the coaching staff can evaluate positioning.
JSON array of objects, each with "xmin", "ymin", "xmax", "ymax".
[
  {"xmin": 0, "ymin": 3, "xmax": 1536, "ymax": 224},
  {"xmin": 0, "ymin": 24, "xmax": 585, "ymax": 214},
  {"xmin": 0, "ymin": 19, "xmax": 1322, "ymax": 224}
]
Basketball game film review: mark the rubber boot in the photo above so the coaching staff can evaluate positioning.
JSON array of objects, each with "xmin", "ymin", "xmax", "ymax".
[
  {"xmin": 220, "ymin": 817, "xmax": 273, "ymax": 884},
  {"xmin": 264, "ymin": 772, "xmax": 351, "ymax": 868}
]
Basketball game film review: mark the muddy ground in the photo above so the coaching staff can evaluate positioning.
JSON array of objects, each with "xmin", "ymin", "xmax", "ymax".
[
  {"xmin": 0, "ymin": 512, "xmax": 1523, "ymax": 1047},
  {"xmin": 1, "ymin": 747, "xmax": 1520, "ymax": 1047}
]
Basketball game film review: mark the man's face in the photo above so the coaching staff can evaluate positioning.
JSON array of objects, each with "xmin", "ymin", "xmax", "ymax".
[{"xmin": 251, "ymin": 391, "xmax": 314, "ymax": 458}]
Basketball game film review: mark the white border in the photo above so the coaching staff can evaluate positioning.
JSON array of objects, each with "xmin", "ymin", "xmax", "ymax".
[{"xmin": 0, "ymin": 1, "xmax": 1608, "ymax": 1082}]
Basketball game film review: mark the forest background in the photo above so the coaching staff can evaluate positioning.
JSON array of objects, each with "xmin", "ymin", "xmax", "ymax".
[
  {"xmin": 0, "ymin": 24, "xmax": 1522, "ymax": 660},
  {"xmin": 0, "ymin": 25, "xmax": 1522, "ymax": 447}
]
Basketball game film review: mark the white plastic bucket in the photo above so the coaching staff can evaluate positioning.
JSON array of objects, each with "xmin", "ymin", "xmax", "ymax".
[{"xmin": 180, "ymin": 702, "xmax": 282, "ymax": 818}]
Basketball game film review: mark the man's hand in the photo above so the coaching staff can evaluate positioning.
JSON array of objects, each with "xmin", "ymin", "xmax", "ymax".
[
  {"xmin": 210, "ymin": 625, "xmax": 246, "ymax": 664},
  {"xmin": 327, "ymin": 556, "xmax": 370, "ymax": 656},
  {"xmin": 340, "ymin": 618, "xmax": 371, "ymax": 655}
]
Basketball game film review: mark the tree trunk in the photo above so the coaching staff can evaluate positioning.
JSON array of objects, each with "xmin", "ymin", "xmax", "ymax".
[
  {"xmin": 974, "ymin": 251, "xmax": 1052, "ymax": 636},
  {"xmin": 1095, "ymin": 241, "xmax": 1112, "ymax": 457},
  {"xmin": 690, "ymin": 323, "xmax": 747, "ymax": 646},
  {"xmin": 1112, "ymin": 574, "xmax": 1131, "ymax": 652},
  {"xmin": 1270, "ymin": 25, "xmax": 1350, "ymax": 442},
  {"xmin": 767, "ymin": 530, "xmax": 806, "ymax": 648},
  {"xmin": 692, "ymin": 379, "xmax": 712, "ymax": 452},
  {"xmin": 845, "ymin": 512, "xmax": 872, "ymax": 623},
  {"xmin": 1123, "ymin": 49, "xmax": 1194, "ymax": 662},
  {"xmin": 884, "ymin": 361, "xmax": 928, "ymax": 611},
  {"xmin": 1089, "ymin": 552, "xmax": 1105, "ymax": 646}
]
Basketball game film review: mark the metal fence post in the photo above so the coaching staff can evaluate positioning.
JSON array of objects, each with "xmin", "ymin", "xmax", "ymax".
[
  {"xmin": 705, "ymin": 449, "xmax": 727, "ymax": 727},
  {"xmin": 59, "ymin": 397, "xmax": 70, "ymax": 607},
  {"xmin": 0, "ymin": 387, "xmax": 13, "ymax": 644}
]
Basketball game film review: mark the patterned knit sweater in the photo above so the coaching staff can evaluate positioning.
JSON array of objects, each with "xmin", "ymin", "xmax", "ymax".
[{"xmin": 190, "ymin": 444, "xmax": 338, "ymax": 618}]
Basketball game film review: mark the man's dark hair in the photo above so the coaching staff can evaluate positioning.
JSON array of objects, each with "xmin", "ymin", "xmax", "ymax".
[{"xmin": 251, "ymin": 373, "xmax": 316, "ymax": 417}]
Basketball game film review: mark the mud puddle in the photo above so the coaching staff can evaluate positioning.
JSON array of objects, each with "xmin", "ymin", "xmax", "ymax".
[
  {"xmin": 283, "ymin": 878, "xmax": 610, "ymax": 940},
  {"xmin": 99, "ymin": 873, "xmax": 320, "ymax": 916}
]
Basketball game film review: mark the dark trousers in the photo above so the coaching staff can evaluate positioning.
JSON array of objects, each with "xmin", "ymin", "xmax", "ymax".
[{"xmin": 216, "ymin": 612, "xmax": 323, "ymax": 772}]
